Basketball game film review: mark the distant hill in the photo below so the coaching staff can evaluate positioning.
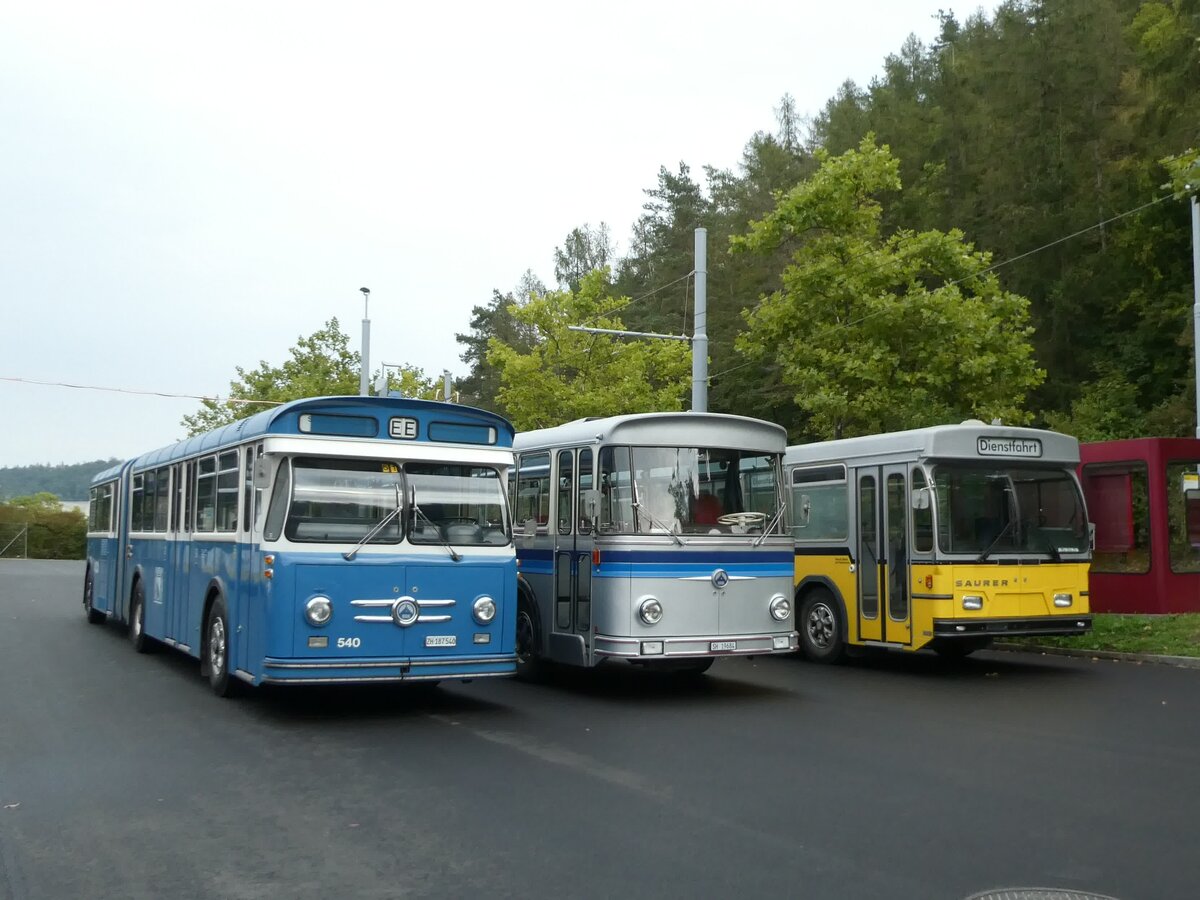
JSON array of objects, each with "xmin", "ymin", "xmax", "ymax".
[{"xmin": 0, "ymin": 460, "xmax": 120, "ymax": 501}]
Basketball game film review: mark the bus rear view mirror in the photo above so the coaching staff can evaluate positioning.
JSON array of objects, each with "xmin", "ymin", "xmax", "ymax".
[
  {"xmin": 579, "ymin": 489, "xmax": 601, "ymax": 524},
  {"xmin": 253, "ymin": 456, "xmax": 271, "ymax": 487},
  {"xmin": 797, "ymin": 493, "xmax": 812, "ymax": 526},
  {"xmin": 911, "ymin": 487, "xmax": 931, "ymax": 511}
]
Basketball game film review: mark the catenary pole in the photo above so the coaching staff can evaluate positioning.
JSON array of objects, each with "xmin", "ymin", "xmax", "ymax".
[
  {"xmin": 1191, "ymin": 196, "xmax": 1200, "ymax": 438},
  {"xmin": 359, "ymin": 287, "xmax": 371, "ymax": 397},
  {"xmin": 691, "ymin": 228, "xmax": 708, "ymax": 413}
]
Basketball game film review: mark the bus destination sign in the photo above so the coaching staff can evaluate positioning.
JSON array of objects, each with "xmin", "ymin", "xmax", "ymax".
[
  {"xmin": 977, "ymin": 436, "xmax": 1042, "ymax": 458},
  {"xmin": 389, "ymin": 417, "xmax": 419, "ymax": 440}
]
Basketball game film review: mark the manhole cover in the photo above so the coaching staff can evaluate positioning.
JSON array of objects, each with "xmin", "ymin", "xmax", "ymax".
[{"xmin": 965, "ymin": 890, "xmax": 1120, "ymax": 900}]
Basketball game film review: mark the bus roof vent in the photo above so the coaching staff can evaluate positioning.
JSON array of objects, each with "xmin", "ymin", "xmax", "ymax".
[{"xmin": 960, "ymin": 418, "xmax": 986, "ymax": 425}]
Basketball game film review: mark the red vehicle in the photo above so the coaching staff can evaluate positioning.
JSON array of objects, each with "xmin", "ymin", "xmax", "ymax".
[{"xmin": 1078, "ymin": 438, "xmax": 1200, "ymax": 613}]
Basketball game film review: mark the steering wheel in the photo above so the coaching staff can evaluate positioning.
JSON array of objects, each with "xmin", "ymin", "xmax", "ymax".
[{"xmin": 717, "ymin": 511, "xmax": 768, "ymax": 527}]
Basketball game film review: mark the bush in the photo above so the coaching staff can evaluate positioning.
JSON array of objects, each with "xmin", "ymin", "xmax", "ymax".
[{"xmin": 0, "ymin": 498, "xmax": 87, "ymax": 559}]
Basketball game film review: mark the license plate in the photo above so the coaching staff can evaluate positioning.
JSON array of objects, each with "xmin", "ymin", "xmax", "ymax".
[
  {"xmin": 710, "ymin": 640, "xmax": 737, "ymax": 652},
  {"xmin": 425, "ymin": 635, "xmax": 457, "ymax": 648}
]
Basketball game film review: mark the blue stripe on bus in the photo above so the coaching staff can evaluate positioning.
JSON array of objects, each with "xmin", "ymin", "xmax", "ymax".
[{"xmin": 517, "ymin": 549, "xmax": 793, "ymax": 565}]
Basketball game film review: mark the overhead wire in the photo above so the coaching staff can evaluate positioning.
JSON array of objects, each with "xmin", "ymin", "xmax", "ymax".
[{"xmin": 0, "ymin": 376, "xmax": 281, "ymax": 407}]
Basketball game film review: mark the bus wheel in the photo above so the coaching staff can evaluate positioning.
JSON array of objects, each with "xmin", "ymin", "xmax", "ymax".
[
  {"xmin": 514, "ymin": 604, "xmax": 542, "ymax": 682},
  {"xmin": 129, "ymin": 581, "xmax": 152, "ymax": 653},
  {"xmin": 800, "ymin": 589, "xmax": 845, "ymax": 664},
  {"xmin": 84, "ymin": 569, "xmax": 104, "ymax": 625},
  {"xmin": 205, "ymin": 598, "xmax": 237, "ymax": 697}
]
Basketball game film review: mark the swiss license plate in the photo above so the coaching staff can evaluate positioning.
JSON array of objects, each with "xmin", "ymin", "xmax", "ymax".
[
  {"xmin": 425, "ymin": 635, "xmax": 457, "ymax": 648},
  {"xmin": 710, "ymin": 640, "xmax": 737, "ymax": 652}
]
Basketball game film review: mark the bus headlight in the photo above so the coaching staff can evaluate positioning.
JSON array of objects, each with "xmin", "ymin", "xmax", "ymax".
[
  {"xmin": 1053, "ymin": 593, "xmax": 1073, "ymax": 608},
  {"xmin": 473, "ymin": 595, "xmax": 497, "ymax": 625},
  {"xmin": 305, "ymin": 596, "xmax": 333, "ymax": 627},
  {"xmin": 769, "ymin": 594, "xmax": 791, "ymax": 622},
  {"xmin": 638, "ymin": 597, "xmax": 663, "ymax": 626},
  {"xmin": 962, "ymin": 595, "xmax": 983, "ymax": 611}
]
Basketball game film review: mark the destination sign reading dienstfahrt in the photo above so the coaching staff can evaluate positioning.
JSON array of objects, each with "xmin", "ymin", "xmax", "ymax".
[{"xmin": 977, "ymin": 436, "xmax": 1042, "ymax": 458}]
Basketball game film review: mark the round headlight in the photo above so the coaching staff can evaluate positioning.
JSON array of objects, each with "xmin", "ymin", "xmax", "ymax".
[
  {"xmin": 473, "ymin": 595, "xmax": 497, "ymax": 625},
  {"xmin": 305, "ymin": 596, "xmax": 333, "ymax": 627},
  {"xmin": 638, "ymin": 596, "xmax": 663, "ymax": 626},
  {"xmin": 769, "ymin": 593, "xmax": 791, "ymax": 622}
]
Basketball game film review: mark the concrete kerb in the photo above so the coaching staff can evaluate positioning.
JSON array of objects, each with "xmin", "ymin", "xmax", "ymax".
[{"xmin": 993, "ymin": 642, "xmax": 1200, "ymax": 669}]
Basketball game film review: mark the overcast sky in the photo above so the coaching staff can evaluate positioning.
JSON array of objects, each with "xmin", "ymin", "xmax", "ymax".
[{"xmin": 1, "ymin": 1, "xmax": 981, "ymax": 468}]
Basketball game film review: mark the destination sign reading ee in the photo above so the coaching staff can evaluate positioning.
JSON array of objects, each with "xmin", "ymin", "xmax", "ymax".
[
  {"xmin": 977, "ymin": 436, "xmax": 1042, "ymax": 458},
  {"xmin": 389, "ymin": 417, "xmax": 419, "ymax": 440}
]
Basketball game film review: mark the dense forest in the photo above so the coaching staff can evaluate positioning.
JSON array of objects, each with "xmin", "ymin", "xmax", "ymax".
[
  {"xmin": 0, "ymin": 460, "xmax": 118, "ymax": 501},
  {"xmin": 458, "ymin": 0, "xmax": 1200, "ymax": 442}
]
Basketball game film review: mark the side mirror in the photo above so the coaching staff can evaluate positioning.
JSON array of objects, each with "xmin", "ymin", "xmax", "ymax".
[
  {"xmin": 253, "ymin": 456, "xmax": 271, "ymax": 487},
  {"xmin": 797, "ymin": 493, "xmax": 812, "ymax": 526},
  {"xmin": 579, "ymin": 489, "xmax": 601, "ymax": 524},
  {"xmin": 911, "ymin": 487, "xmax": 931, "ymax": 511}
]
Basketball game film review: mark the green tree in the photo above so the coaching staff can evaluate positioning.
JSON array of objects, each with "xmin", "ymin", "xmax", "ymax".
[
  {"xmin": 181, "ymin": 318, "xmax": 434, "ymax": 435},
  {"xmin": 554, "ymin": 224, "xmax": 615, "ymax": 293},
  {"xmin": 487, "ymin": 271, "xmax": 691, "ymax": 430},
  {"xmin": 455, "ymin": 271, "xmax": 544, "ymax": 413},
  {"xmin": 734, "ymin": 138, "xmax": 1044, "ymax": 440}
]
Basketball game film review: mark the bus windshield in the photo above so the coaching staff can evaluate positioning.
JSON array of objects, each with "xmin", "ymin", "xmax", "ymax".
[
  {"xmin": 931, "ymin": 462, "xmax": 1088, "ymax": 556},
  {"xmin": 279, "ymin": 458, "xmax": 509, "ymax": 545},
  {"xmin": 407, "ymin": 463, "xmax": 510, "ymax": 546},
  {"xmin": 598, "ymin": 446, "xmax": 781, "ymax": 536}
]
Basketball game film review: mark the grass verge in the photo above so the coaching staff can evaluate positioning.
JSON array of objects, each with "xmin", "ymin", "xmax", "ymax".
[{"xmin": 1012, "ymin": 613, "xmax": 1200, "ymax": 658}]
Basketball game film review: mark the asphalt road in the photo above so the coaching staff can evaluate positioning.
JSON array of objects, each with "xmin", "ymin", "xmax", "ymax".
[{"xmin": 1, "ymin": 559, "xmax": 1197, "ymax": 900}]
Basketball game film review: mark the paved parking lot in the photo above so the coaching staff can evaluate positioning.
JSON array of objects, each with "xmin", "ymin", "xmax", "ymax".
[{"xmin": 1, "ymin": 559, "xmax": 1196, "ymax": 899}]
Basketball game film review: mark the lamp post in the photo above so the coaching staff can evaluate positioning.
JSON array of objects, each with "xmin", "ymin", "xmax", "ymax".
[{"xmin": 359, "ymin": 287, "xmax": 371, "ymax": 397}]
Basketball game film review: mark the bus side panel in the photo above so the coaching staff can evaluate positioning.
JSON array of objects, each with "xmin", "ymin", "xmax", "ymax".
[
  {"xmin": 90, "ymin": 536, "xmax": 120, "ymax": 615},
  {"xmin": 794, "ymin": 551, "xmax": 858, "ymax": 640},
  {"xmin": 142, "ymin": 538, "xmax": 171, "ymax": 641}
]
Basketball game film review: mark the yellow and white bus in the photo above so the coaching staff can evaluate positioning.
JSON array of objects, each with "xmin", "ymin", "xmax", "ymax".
[{"xmin": 785, "ymin": 422, "xmax": 1092, "ymax": 661}]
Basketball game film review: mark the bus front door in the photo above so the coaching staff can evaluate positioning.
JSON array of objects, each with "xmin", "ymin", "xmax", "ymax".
[
  {"xmin": 856, "ymin": 465, "xmax": 912, "ymax": 646},
  {"xmin": 550, "ymin": 449, "xmax": 592, "ymax": 665},
  {"xmin": 882, "ymin": 465, "xmax": 912, "ymax": 646}
]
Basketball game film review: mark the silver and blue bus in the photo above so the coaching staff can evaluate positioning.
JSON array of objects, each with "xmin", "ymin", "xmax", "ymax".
[
  {"xmin": 84, "ymin": 396, "xmax": 517, "ymax": 695},
  {"xmin": 511, "ymin": 412, "xmax": 799, "ymax": 675}
]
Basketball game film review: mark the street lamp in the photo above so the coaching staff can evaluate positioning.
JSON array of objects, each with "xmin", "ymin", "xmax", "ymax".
[{"xmin": 359, "ymin": 287, "xmax": 371, "ymax": 397}]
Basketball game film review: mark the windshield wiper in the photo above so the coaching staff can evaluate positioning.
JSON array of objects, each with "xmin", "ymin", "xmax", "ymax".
[
  {"xmin": 344, "ymin": 483, "xmax": 403, "ymax": 561},
  {"xmin": 411, "ymin": 487, "xmax": 462, "ymax": 562},
  {"xmin": 1037, "ymin": 531, "xmax": 1062, "ymax": 563},
  {"xmin": 976, "ymin": 518, "xmax": 1015, "ymax": 563},
  {"xmin": 631, "ymin": 500, "xmax": 686, "ymax": 546},
  {"xmin": 754, "ymin": 502, "xmax": 787, "ymax": 547}
]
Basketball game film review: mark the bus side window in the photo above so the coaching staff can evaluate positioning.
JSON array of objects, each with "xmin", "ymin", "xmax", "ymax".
[
  {"xmin": 790, "ymin": 465, "xmax": 847, "ymax": 541},
  {"xmin": 516, "ymin": 451, "xmax": 550, "ymax": 531},
  {"xmin": 557, "ymin": 450, "xmax": 574, "ymax": 535}
]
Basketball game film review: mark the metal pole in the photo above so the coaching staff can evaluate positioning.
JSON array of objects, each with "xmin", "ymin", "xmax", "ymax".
[
  {"xmin": 1192, "ymin": 196, "xmax": 1200, "ymax": 438},
  {"xmin": 443, "ymin": 369, "xmax": 452, "ymax": 402},
  {"xmin": 691, "ymin": 227, "xmax": 708, "ymax": 413},
  {"xmin": 359, "ymin": 287, "xmax": 371, "ymax": 397}
]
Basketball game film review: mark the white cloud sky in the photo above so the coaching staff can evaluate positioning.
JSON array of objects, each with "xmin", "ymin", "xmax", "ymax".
[{"xmin": 0, "ymin": 0, "xmax": 978, "ymax": 468}]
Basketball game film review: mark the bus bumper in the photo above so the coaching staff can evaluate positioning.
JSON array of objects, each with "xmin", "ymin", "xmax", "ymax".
[
  {"xmin": 593, "ymin": 630, "xmax": 799, "ymax": 660},
  {"xmin": 256, "ymin": 653, "xmax": 518, "ymax": 685},
  {"xmin": 932, "ymin": 616, "xmax": 1093, "ymax": 639}
]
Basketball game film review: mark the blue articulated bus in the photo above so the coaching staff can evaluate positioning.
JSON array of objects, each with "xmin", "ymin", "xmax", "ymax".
[{"xmin": 84, "ymin": 396, "xmax": 517, "ymax": 695}]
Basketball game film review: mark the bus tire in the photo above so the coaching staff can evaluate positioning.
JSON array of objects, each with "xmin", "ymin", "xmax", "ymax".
[
  {"xmin": 129, "ymin": 580, "xmax": 152, "ymax": 653},
  {"xmin": 799, "ymin": 588, "xmax": 845, "ymax": 664},
  {"xmin": 204, "ymin": 597, "xmax": 237, "ymax": 697},
  {"xmin": 84, "ymin": 568, "xmax": 105, "ymax": 625},
  {"xmin": 514, "ymin": 601, "xmax": 543, "ymax": 682}
]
